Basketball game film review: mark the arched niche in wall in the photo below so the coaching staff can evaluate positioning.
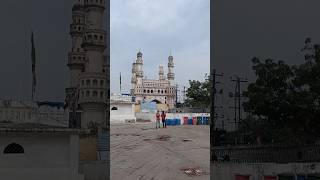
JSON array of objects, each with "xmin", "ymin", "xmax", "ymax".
[
  {"xmin": 111, "ymin": 107, "xmax": 118, "ymax": 110},
  {"xmin": 3, "ymin": 143, "xmax": 24, "ymax": 154}
]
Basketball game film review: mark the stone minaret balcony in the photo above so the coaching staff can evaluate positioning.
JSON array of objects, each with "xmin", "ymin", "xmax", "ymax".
[
  {"xmin": 78, "ymin": 73, "xmax": 107, "ymax": 104},
  {"xmin": 167, "ymin": 72, "xmax": 175, "ymax": 80},
  {"xmin": 84, "ymin": 0, "xmax": 105, "ymax": 9},
  {"xmin": 82, "ymin": 29, "xmax": 106, "ymax": 50},
  {"xmin": 70, "ymin": 24, "xmax": 85, "ymax": 36},
  {"xmin": 67, "ymin": 52, "xmax": 86, "ymax": 68},
  {"xmin": 71, "ymin": 2, "xmax": 85, "ymax": 36},
  {"xmin": 72, "ymin": 0, "xmax": 84, "ymax": 11}
]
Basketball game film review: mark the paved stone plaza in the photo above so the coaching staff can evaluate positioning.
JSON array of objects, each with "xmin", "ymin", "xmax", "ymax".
[{"xmin": 111, "ymin": 123, "xmax": 210, "ymax": 180}]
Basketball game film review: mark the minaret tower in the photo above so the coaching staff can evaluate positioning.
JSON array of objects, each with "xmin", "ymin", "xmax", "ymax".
[
  {"xmin": 78, "ymin": 0, "xmax": 107, "ymax": 128},
  {"xmin": 135, "ymin": 51, "xmax": 144, "ymax": 84},
  {"xmin": 131, "ymin": 61, "xmax": 137, "ymax": 95},
  {"xmin": 167, "ymin": 54, "xmax": 175, "ymax": 84},
  {"xmin": 66, "ymin": 0, "xmax": 85, "ymax": 120},
  {"xmin": 159, "ymin": 65, "xmax": 165, "ymax": 81}
]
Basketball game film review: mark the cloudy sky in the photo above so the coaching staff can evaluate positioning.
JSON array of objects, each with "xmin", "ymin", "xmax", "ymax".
[
  {"xmin": 1, "ymin": 0, "xmax": 319, "ymax": 114},
  {"xmin": 0, "ymin": 0, "xmax": 209, "ymax": 102},
  {"xmin": 110, "ymin": 0, "xmax": 210, "ymax": 94},
  {"xmin": 214, "ymin": 0, "xmax": 320, "ymax": 129},
  {"xmin": 0, "ymin": 0, "xmax": 72, "ymax": 102}
]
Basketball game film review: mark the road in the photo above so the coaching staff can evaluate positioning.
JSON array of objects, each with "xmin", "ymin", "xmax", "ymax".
[{"xmin": 111, "ymin": 123, "xmax": 210, "ymax": 180}]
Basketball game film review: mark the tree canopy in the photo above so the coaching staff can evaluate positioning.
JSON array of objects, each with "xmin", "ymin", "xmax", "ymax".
[
  {"xmin": 241, "ymin": 38, "xmax": 320, "ymax": 145},
  {"xmin": 185, "ymin": 75, "xmax": 210, "ymax": 108}
]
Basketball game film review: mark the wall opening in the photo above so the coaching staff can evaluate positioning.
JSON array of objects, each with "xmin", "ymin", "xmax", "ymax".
[{"xmin": 3, "ymin": 143, "xmax": 24, "ymax": 154}]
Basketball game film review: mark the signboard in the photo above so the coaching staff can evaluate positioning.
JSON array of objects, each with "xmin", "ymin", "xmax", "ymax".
[{"xmin": 141, "ymin": 102, "xmax": 157, "ymax": 112}]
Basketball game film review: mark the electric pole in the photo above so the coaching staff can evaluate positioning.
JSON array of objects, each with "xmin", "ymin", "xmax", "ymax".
[
  {"xmin": 229, "ymin": 75, "xmax": 248, "ymax": 145},
  {"xmin": 212, "ymin": 69, "xmax": 224, "ymax": 127},
  {"xmin": 211, "ymin": 69, "xmax": 223, "ymax": 150}
]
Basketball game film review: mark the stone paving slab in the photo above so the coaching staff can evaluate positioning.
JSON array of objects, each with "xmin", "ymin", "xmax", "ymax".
[{"xmin": 111, "ymin": 123, "xmax": 210, "ymax": 180}]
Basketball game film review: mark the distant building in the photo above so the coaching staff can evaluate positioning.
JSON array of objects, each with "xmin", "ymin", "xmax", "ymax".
[
  {"xmin": 110, "ymin": 94, "xmax": 136, "ymax": 123},
  {"xmin": 0, "ymin": 100, "xmax": 68, "ymax": 127},
  {"xmin": 131, "ymin": 51, "xmax": 176, "ymax": 110}
]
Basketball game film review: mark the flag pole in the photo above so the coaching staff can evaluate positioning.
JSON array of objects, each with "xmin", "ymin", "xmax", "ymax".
[
  {"xmin": 120, "ymin": 72, "xmax": 122, "ymax": 95},
  {"xmin": 31, "ymin": 31, "xmax": 36, "ymax": 102}
]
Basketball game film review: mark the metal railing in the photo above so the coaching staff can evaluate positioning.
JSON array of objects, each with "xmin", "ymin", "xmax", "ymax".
[{"xmin": 213, "ymin": 144, "xmax": 320, "ymax": 163}]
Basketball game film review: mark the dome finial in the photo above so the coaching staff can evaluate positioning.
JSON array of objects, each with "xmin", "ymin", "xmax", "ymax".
[{"xmin": 137, "ymin": 49, "xmax": 142, "ymax": 57}]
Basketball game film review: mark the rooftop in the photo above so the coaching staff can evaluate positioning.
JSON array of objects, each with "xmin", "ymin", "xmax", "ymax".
[{"xmin": 0, "ymin": 122, "xmax": 87, "ymax": 134}]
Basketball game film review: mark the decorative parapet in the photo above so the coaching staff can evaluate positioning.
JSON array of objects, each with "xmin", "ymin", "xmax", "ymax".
[
  {"xmin": 84, "ymin": 0, "xmax": 105, "ymax": 9},
  {"xmin": 110, "ymin": 94, "xmax": 132, "ymax": 103},
  {"xmin": 70, "ymin": 24, "xmax": 85, "ymax": 35},
  {"xmin": 82, "ymin": 29, "xmax": 106, "ymax": 50},
  {"xmin": 68, "ymin": 52, "xmax": 86, "ymax": 67}
]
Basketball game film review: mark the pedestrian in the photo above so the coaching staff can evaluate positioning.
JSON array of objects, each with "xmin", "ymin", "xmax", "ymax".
[
  {"xmin": 155, "ymin": 111, "xmax": 161, "ymax": 129},
  {"xmin": 161, "ymin": 111, "xmax": 166, "ymax": 128}
]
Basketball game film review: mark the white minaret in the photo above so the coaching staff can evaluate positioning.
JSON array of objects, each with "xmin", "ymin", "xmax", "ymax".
[
  {"xmin": 66, "ymin": 0, "xmax": 85, "ymax": 121},
  {"xmin": 77, "ymin": 0, "xmax": 107, "ymax": 128},
  {"xmin": 131, "ymin": 61, "xmax": 137, "ymax": 95},
  {"xmin": 159, "ymin": 65, "xmax": 165, "ymax": 81},
  {"xmin": 135, "ymin": 51, "xmax": 144, "ymax": 84},
  {"xmin": 167, "ymin": 55, "xmax": 175, "ymax": 84}
]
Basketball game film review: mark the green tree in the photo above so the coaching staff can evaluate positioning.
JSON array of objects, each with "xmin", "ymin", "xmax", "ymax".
[
  {"xmin": 242, "ymin": 38, "xmax": 320, "ymax": 144},
  {"xmin": 185, "ymin": 75, "xmax": 210, "ymax": 108}
]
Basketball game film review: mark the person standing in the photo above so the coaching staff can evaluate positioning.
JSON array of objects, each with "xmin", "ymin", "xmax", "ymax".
[
  {"xmin": 161, "ymin": 111, "xmax": 166, "ymax": 128},
  {"xmin": 155, "ymin": 111, "xmax": 161, "ymax": 129}
]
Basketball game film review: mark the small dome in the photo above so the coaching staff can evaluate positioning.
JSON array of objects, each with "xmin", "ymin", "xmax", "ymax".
[{"xmin": 137, "ymin": 51, "xmax": 143, "ymax": 57}]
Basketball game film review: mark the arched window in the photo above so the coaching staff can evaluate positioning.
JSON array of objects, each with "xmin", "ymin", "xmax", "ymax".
[
  {"xmin": 93, "ymin": 91, "xmax": 98, "ymax": 97},
  {"xmin": 100, "ymin": 80, "xmax": 104, "ymax": 86},
  {"xmin": 93, "ymin": 79, "xmax": 98, "ymax": 86},
  {"xmin": 111, "ymin": 107, "xmax": 118, "ymax": 110},
  {"xmin": 100, "ymin": 91, "xmax": 104, "ymax": 98},
  {"xmin": 151, "ymin": 90, "xmax": 153, "ymax": 93},
  {"xmin": 86, "ymin": 91, "xmax": 90, "ymax": 97},
  {"xmin": 86, "ymin": 79, "xmax": 90, "ymax": 86},
  {"xmin": 144, "ymin": 90, "xmax": 146, "ymax": 93},
  {"xmin": 147, "ymin": 90, "xmax": 150, "ymax": 93},
  {"xmin": 4, "ymin": 143, "xmax": 24, "ymax": 154}
]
